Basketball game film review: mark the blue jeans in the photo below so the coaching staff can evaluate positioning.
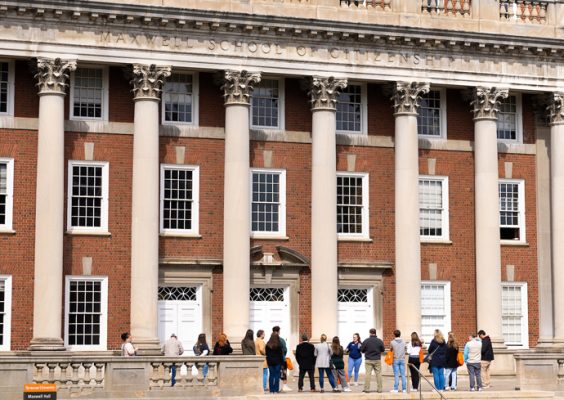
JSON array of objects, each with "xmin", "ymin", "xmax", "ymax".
[
  {"xmin": 170, "ymin": 365, "xmax": 177, "ymax": 386},
  {"xmin": 392, "ymin": 359, "xmax": 407, "ymax": 391},
  {"xmin": 430, "ymin": 366, "xmax": 445, "ymax": 390},
  {"xmin": 318, "ymin": 367, "xmax": 336, "ymax": 389},
  {"xmin": 348, "ymin": 357, "xmax": 362, "ymax": 383},
  {"xmin": 262, "ymin": 367, "xmax": 268, "ymax": 391},
  {"xmin": 268, "ymin": 365, "xmax": 281, "ymax": 393},
  {"xmin": 445, "ymin": 367, "xmax": 457, "ymax": 389}
]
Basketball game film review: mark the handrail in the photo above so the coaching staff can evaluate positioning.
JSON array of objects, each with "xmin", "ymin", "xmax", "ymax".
[{"xmin": 408, "ymin": 363, "xmax": 448, "ymax": 400}]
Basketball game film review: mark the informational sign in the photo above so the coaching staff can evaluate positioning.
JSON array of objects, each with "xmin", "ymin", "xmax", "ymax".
[{"xmin": 23, "ymin": 384, "xmax": 57, "ymax": 400}]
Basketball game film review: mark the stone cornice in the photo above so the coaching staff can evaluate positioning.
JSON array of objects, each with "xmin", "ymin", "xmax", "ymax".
[
  {"xmin": 308, "ymin": 76, "xmax": 348, "ymax": 111},
  {"xmin": 222, "ymin": 70, "xmax": 261, "ymax": 106},
  {"xmin": 1, "ymin": 1, "xmax": 564, "ymax": 61},
  {"xmin": 471, "ymin": 87, "xmax": 509, "ymax": 120},
  {"xmin": 547, "ymin": 92, "xmax": 564, "ymax": 126}
]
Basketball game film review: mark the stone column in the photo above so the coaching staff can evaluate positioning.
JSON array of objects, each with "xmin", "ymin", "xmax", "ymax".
[
  {"xmin": 547, "ymin": 93, "xmax": 564, "ymax": 346},
  {"xmin": 392, "ymin": 82, "xmax": 429, "ymax": 338},
  {"xmin": 129, "ymin": 64, "xmax": 171, "ymax": 354},
  {"xmin": 472, "ymin": 87, "xmax": 508, "ymax": 347},
  {"xmin": 221, "ymin": 70, "xmax": 261, "ymax": 341},
  {"xmin": 309, "ymin": 76, "xmax": 347, "ymax": 339},
  {"xmin": 29, "ymin": 58, "xmax": 76, "ymax": 351}
]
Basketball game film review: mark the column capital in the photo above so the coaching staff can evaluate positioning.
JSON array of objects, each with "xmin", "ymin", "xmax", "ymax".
[
  {"xmin": 34, "ymin": 57, "xmax": 77, "ymax": 95},
  {"xmin": 471, "ymin": 87, "xmax": 509, "ymax": 120},
  {"xmin": 547, "ymin": 92, "xmax": 564, "ymax": 126},
  {"xmin": 130, "ymin": 64, "xmax": 171, "ymax": 101},
  {"xmin": 308, "ymin": 76, "xmax": 347, "ymax": 111},
  {"xmin": 392, "ymin": 81, "xmax": 430, "ymax": 116},
  {"xmin": 222, "ymin": 70, "xmax": 261, "ymax": 106}
]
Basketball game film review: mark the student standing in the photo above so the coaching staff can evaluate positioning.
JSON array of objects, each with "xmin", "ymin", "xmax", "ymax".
[
  {"xmin": 295, "ymin": 334, "xmax": 316, "ymax": 392},
  {"xmin": 345, "ymin": 333, "xmax": 363, "ymax": 386},
  {"xmin": 464, "ymin": 334, "xmax": 483, "ymax": 391},
  {"xmin": 478, "ymin": 330, "xmax": 494, "ymax": 389},
  {"xmin": 255, "ymin": 330, "xmax": 268, "ymax": 393},
  {"xmin": 265, "ymin": 333, "xmax": 285, "ymax": 394},
  {"xmin": 360, "ymin": 328, "xmax": 385, "ymax": 393},
  {"xmin": 213, "ymin": 333, "xmax": 233, "ymax": 355},
  {"xmin": 444, "ymin": 332, "xmax": 460, "ymax": 391},
  {"xmin": 390, "ymin": 329, "xmax": 407, "ymax": 393},
  {"xmin": 426, "ymin": 329, "xmax": 447, "ymax": 390},
  {"xmin": 314, "ymin": 334, "xmax": 338, "ymax": 393},
  {"xmin": 194, "ymin": 333, "xmax": 210, "ymax": 380},
  {"xmin": 162, "ymin": 333, "xmax": 184, "ymax": 387},
  {"xmin": 120, "ymin": 332, "xmax": 137, "ymax": 357},
  {"xmin": 406, "ymin": 332, "xmax": 423, "ymax": 391},
  {"xmin": 241, "ymin": 329, "xmax": 256, "ymax": 355},
  {"xmin": 331, "ymin": 336, "xmax": 351, "ymax": 392},
  {"xmin": 272, "ymin": 326, "xmax": 292, "ymax": 392}
]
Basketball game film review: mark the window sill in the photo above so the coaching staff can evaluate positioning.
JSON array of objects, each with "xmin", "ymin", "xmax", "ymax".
[
  {"xmin": 251, "ymin": 234, "xmax": 289, "ymax": 241},
  {"xmin": 421, "ymin": 239, "xmax": 452, "ymax": 245},
  {"xmin": 501, "ymin": 240, "xmax": 529, "ymax": 247},
  {"xmin": 160, "ymin": 231, "xmax": 202, "ymax": 238},
  {"xmin": 66, "ymin": 230, "xmax": 111, "ymax": 237},
  {"xmin": 338, "ymin": 236, "xmax": 373, "ymax": 242},
  {"xmin": 0, "ymin": 228, "xmax": 16, "ymax": 235}
]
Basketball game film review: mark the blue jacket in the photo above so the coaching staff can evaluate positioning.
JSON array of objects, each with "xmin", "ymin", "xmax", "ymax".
[
  {"xmin": 346, "ymin": 341, "xmax": 363, "ymax": 359},
  {"xmin": 427, "ymin": 339, "xmax": 447, "ymax": 368}
]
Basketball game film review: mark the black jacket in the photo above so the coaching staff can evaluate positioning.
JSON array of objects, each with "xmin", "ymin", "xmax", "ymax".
[
  {"xmin": 295, "ymin": 342, "xmax": 316, "ymax": 370},
  {"xmin": 481, "ymin": 336, "xmax": 494, "ymax": 361},
  {"xmin": 265, "ymin": 345, "xmax": 285, "ymax": 367},
  {"xmin": 360, "ymin": 336, "xmax": 385, "ymax": 360},
  {"xmin": 213, "ymin": 340, "xmax": 233, "ymax": 355},
  {"xmin": 427, "ymin": 339, "xmax": 447, "ymax": 368},
  {"xmin": 445, "ymin": 346, "xmax": 459, "ymax": 369}
]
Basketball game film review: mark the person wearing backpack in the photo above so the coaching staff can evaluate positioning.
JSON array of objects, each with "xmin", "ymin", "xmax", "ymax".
[{"xmin": 444, "ymin": 332, "xmax": 460, "ymax": 391}]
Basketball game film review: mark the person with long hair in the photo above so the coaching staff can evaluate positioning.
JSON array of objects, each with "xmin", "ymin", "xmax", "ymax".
[
  {"xmin": 194, "ymin": 333, "xmax": 210, "ymax": 379},
  {"xmin": 331, "ymin": 336, "xmax": 351, "ymax": 392},
  {"xmin": 406, "ymin": 332, "xmax": 423, "ymax": 391},
  {"xmin": 314, "ymin": 334, "xmax": 338, "ymax": 393},
  {"xmin": 241, "ymin": 329, "xmax": 256, "ymax": 355},
  {"xmin": 255, "ymin": 330, "xmax": 268, "ymax": 393},
  {"xmin": 265, "ymin": 332, "xmax": 284, "ymax": 393},
  {"xmin": 213, "ymin": 332, "xmax": 233, "ymax": 355},
  {"xmin": 426, "ymin": 329, "xmax": 447, "ymax": 390},
  {"xmin": 345, "ymin": 333, "xmax": 363, "ymax": 386},
  {"xmin": 445, "ymin": 332, "xmax": 460, "ymax": 391}
]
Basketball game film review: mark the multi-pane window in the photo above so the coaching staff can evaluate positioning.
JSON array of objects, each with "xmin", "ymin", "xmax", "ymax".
[
  {"xmin": 497, "ymin": 95, "xmax": 519, "ymax": 141},
  {"xmin": 336, "ymin": 84, "xmax": 363, "ymax": 133},
  {"xmin": 67, "ymin": 161, "xmax": 109, "ymax": 232},
  {"xmin": 0, "ymin": 276, "xmax": 12, "ymax": 351},
  {"xmin": 65, "ymin": 277, "xmax": 108, "ymax": 350},
  {"xmin": 499, "ymin": 180, "xmax": 525, "ymax": 241},
  {"xmin": 160, "ymin": 165, "xmax": 200, "ymax": 234},
  {"xmin": 163, "ymin": 73, "xmax": 195, "ymax": 124},
  {"xmin": 502, "ymin": 283, "xmax": 528, "ymax": 347},
  {"xmin": 337, "ymin": 173, "xmax": 369, "ymax": 237},
  {"xmin": 251, "ymin": 79, "xmax": 281, "ymax": 129},
  {"xmin": 0, "ymin": 159, "xmax": 14, "ymax": 230},
  {"xmin": 419, "ymin": 176, "xmax": 449, "ymax": 240},
  {"xmin": 251, "ymin": 169, "xmax": 286, "ymax": 236},
  {"xmin": 71, "ymin": 67, "xmax": 106, "ymax": 119},
  {"xmin": 418, "ymin": 89, "xmax": 444, "ymax": 137},
  {"xmin": 0, "ymin": 62, "xmax": 10, "ymax": 114},
  {"xmin": 421, "ymin": 282, "xmax": 451, "ymax": 344}
]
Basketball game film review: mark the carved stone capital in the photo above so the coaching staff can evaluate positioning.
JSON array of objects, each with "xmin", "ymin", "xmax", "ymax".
[
  {"xmin": 308, "ymin": 76, "xmax": 348, "ymax": 111},
  {"xmin": 222, "ymin": 70, "xmax": 261, "ymax": 105},
  {"xmin": 471, "ymin": 87, "xmax": 509, "ymax": 120},
  {"xmin": 35, "ymin": 58, "xmax": 77, "ymax": 95},
  {"xmin": 130, "ymin": 64, "xmax": 171, "ymax": 100},
  {"xmin": 392, "ymin": 82, "xmax": 430, "ymax": 115},
  {"xmin": 547, "ymin": 92, "xmax": 564, "ymax": 126}
]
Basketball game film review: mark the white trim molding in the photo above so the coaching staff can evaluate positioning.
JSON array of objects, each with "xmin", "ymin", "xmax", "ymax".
[
  {"xmin": 501, "ymin": 281, "xmax": 529, "ymax": 348},
  {"xmin": 69, "ymin": 65, "xmax": 109, "ymax": 122},
  {"xmin": 499, "ymin": 178, "xmax": 526, "ymax": 244},
  {"xmin": 250, "ymin": 77, "xmax": 285, "ymax": 131},
  {"xmin": 497, "ymin": 93, "xmax": 523, "ymax": 144},
  {"xmin": 0, "ymin": 158, "xmax": 14, "ymax": 233},
  {"xmin": 419, "ymin": 175, "xmax": 450, "ymax": 242},
  {"xmin": 0, "ymin": 60, "xmax": 14, "ymax": 117},
  {"xmin": 336, "ymin": 82, "xmax": 367, "ymax": 135},
  {"xmin": 0, "ymin": 275, "xmax": 12, "ymax": 351},
  {"xmin": 161, "ymin": 71, "xmax": 199, "ymax": 127},
  {"xmin": 337, "ymin": 171, "xmax": 370, "ymax": 240},
  {"xmin": 417, "ymin": 87, "xmax": 447, "ymax": 139}
]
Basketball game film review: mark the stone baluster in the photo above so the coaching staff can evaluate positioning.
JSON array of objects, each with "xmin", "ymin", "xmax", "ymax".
[
  {"xmin": 70, "ymin": 363, "xmax": 81, "ymax": 387},
  {"xmin": 523, "ymin": 1, "xmax": 531, "ymax": 21},
  {"xmin": 150, "ymin": 362, "xmax": 161, "ymax": 389},
  {"xmin": 94, "ymin": 363, "xmax": 104, "ymax": 388}
]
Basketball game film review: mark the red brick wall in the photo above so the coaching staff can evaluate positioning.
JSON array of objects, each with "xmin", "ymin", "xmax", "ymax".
[
  {"xmin": 109, "ymin": 66, "xmax": 134, "ymax": 123},
  {"xmin": 199, "ymin": 72, "xmax": 224, "ymax": 128},
  {"xmin": 285, "ymin": 78, "xmax": 311, "ymax": 132},
  {"xmin": 14, "ymin": 60, "xmax": 38, "ymax": 119}
]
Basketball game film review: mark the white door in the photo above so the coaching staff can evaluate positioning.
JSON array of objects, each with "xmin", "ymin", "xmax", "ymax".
[
  {"xmin": 250, "ymin": 287, "xmax": 290, "ymax": 350},
  {"xmin": 158, "ymin": 286, "xmax": 202, "ymax": 356},
  {"xmin": 338, "ymin": 288, "xmax": 374, "ymax": 345}
]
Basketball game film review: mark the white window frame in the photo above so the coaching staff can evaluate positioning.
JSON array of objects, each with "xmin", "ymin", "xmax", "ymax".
[
  {"xmin": 0, "ymin": 275, "xmax": 12, "ymax": 351},
  {"xmin": 336, "ymin": 172, "xmax": 370, "ymax": 239},
  {"xmin": 66, "ymin": 160, "xmax": 110, "ymax": 234},
  {"xmin": 420, "ymin": 281, "xmax": 451, "ymax": 345},
  {"xmin": 250, "ymin": 168, "xmax": 287, "ymax": 239},
  {"xmin": 499, "ymin": 179, "xmax": 526, "ymax": 244},
  {"xmin": 336, "ymin": 82, "xmax": 367, "ymax": 135},
  {"xmin": 159, "ymin": 164, "xmax": 200, "ymax": 235},
  {"xmin": 69, "ymin": 65, "xmax": 109, "ymax": 121},
  {"xmin": 501, "ymin": 282, "xmax": 529, "ymax": 348},
  {"xmin": 496, "ymin": 93, "xmax": 523, "ymax": 144},
  {"xmin": 419, "ymin": 175, "xmax": 449, "ymax": 242},
  {"xmin": 64, "ymin": 276, "xmax": 108, "ymax": 351},
  {"xmin": 161, "ymin": 72, "xmax": 199, "ymax": 126},
  {"xmin": 0, "ymin": 60, "xmax": 15, "ymax": 116},
  {"xmin": 417, "ymin": 88, "xmax": 447, "ymax": 139},
  {"xmin": 250, "ymin": 78, "xmax": 285, "ymax": 130},
  {"xmin": 0, "ymin": 158, "xmax": 14, "ymax": 232}
]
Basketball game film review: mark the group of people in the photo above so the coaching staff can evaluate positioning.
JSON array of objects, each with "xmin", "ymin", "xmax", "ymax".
[{"xmin": 120, "ymin": 326, "xmax": 495, "ymax": 393}]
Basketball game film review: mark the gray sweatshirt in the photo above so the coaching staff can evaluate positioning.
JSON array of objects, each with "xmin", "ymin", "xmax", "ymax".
[{"xmin": 390, "ymin": 338, "xmax": 406, "ymax": 360}]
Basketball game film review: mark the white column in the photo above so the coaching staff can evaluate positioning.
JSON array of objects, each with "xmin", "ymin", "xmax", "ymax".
[
  {"xmin": 472, "ymin": 87, "xmax": 508, "ymax": 347},
  {"xmin": 548, "ymin": 93, "xmax": 564, "ymax": 346},
  {"xmin": 221, "ymin": 70, "xmax": 261, "ymax": 341},
  {"xmin": 129, "ymin": 64, "xmax": 171, "ymax": 354},
  {"xmin": 29, "ymin": 58, "xmax": 76, "ymax": 351},
  {"xmin": 392, "ymin": 82, "xmax": 429, "ymax": 338},
  {"xmin": 309, "ymin": 76, "xmax": 347, "ymax": 339}
]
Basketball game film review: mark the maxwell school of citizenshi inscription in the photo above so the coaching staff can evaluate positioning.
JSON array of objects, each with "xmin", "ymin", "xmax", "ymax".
[{"xmin": 97, "ymin": 31, "xmax": 556, "ymax": 76}]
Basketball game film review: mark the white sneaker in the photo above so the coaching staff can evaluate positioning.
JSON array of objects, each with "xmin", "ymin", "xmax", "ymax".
[
  {"xmin": 390, "ymin": 389, "xmax": 399, "ymax": 393},
  {"xmin": 282, "ymin": 385, "xmax": 292, "ymax": 392},
  {"xmin": 402, "ymin": 390, "xmax": 406, "ymax": 393},
  {"xmin": 445, "ymin": 387, "xmax": 451, "ymax": 391},
  {"xmin": 478, "ymin": 388, "xmax": 483, "ymax": 391},
  {"xmin": 353, "ymin": 382, "xmax": 358, "ymax": 386},
  {"xmin": 470, "ymin": 388, "xmax": 475, "ymax": 391},
  {"xmin": 344, "ymin": 387, "xmax": 352, "ymax": 392}
]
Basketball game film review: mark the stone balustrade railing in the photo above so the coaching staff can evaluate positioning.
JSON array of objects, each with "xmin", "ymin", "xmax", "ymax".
[
  {"xmin": 499, "ymin": 0, "xmax": 548, "ymax": 24},
  {"xmin": 421, "ymin": 0, "xmax": 472, "ymax": 16},
  {"xmin": 0, "ymin": 355, "xmax": 263, "ymax": 400},
  {"xmin": 340, "ymin": 0, "xmax": 392, "ymax": 10}
]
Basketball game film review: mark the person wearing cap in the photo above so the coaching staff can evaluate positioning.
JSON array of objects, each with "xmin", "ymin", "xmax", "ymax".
[
  {"xmin": 295, "ymin": 333, "xmax": 316, "ymax": 392},
  {"xmin": 162, "ymin": 333, "xmax": 184, "ymax": 387}
]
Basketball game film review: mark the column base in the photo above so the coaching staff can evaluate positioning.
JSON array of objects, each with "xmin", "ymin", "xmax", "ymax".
[
  {"xmin": 133, "ymin": 338, "xmax": 163, "ymax": 356},
  {"xmin": 28, "ymin": 337, "xmax": 66, "ymax": 351},
  {"xmin": 490, "ymin": 336, "xmax": 507, "ymax": 350}
]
